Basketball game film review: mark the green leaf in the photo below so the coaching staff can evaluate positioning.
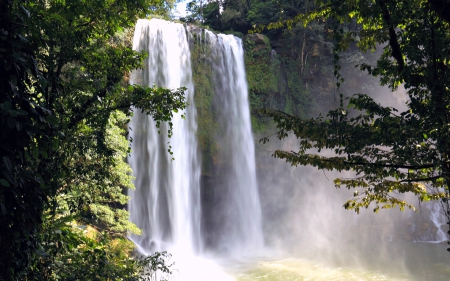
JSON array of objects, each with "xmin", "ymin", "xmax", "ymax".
[
  {"xmin": 0, "ymin": 101, "xmax": 11, "ymax": 111},
  {"xmin": 46, "ymin": 114, "xmax": 59, "ymax": 126},
  {"xmin": 0, "ymin": 204, "xmax": 6, "ymax": 215},
  {"xmin": 0, "ymin": 178, "xmax": 10, "ymax": 187},
  {"xmin": 2, "ymin": 157, "xmax": 12, "ymax": 173},
  {"xmin": 10, "ymin": 75, "xmax": 17, "ymax": 87},
  {"xmin": 6, "ymin": 116, "xmax": 16, "ymax": 128}
]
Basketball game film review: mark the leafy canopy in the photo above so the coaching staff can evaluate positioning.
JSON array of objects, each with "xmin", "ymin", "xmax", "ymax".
[
  {"xmin": 1, "ymin": 0, "xmax": 185, "ymax": 279},
  {"xmin": 261, "ymin": 0, "xmax": 450, "ymax": 216}
]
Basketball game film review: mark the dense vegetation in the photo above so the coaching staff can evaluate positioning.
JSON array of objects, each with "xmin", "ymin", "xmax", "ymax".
[{"xmin": 1, "ymin": 0, "xmax": 182, "ymax": 279}]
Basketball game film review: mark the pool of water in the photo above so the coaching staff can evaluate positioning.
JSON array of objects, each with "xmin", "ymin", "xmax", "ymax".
[
  {"xmin": 234, "ymin": 258, "xmax": 409, "ymax": 281},
  {"xmin": 224, "ymin": 242, "xmax": 450, "ymax": 281}
]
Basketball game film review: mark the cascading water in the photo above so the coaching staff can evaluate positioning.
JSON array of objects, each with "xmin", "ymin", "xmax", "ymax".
[
  {"xmin": 203, "ymin": 31, "xmax": 264, "ymax": 256},
  {"xmin": 128, "ymin": 19, "xmax": 201, "ymax": 255},
  {"xmin": 128, "ymin": 18, "xmax": 263, "ymax": 280},
  {"xmin": 425, "ymin": 202, "xmax": 447, "ymax": 242}
]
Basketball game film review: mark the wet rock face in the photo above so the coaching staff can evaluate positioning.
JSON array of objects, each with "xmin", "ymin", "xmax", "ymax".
[
  {"xmin": 376, "ymin": 203, "xmax": 448, "ymax": 243},
  {"xmin": 400, "ymin": 212, "xmax": 444, "ymax": 242}
]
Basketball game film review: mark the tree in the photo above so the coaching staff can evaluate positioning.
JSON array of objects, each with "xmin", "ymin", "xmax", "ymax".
[
  {"xmin": 261, "ymin": 0, "xmax": 450, "ymax": 232},
  {"xmin": 0, "ymin": 0, "xmax": 185, "ymax": 279}
]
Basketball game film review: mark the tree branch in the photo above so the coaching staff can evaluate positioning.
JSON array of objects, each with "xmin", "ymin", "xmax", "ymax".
[
  {"xmin": 400, "ymin": 176, "xmax": 442, "ymax": 183},
  {"xmin": 287, "ymin": 150, "xmax": 435, "ymax": 169},
  {"xmin": 376, "ymin": 0, "xmax": 405, "ymax": 71}
]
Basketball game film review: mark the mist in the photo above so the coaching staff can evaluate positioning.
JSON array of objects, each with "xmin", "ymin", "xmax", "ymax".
[{"xmin": 251, "ymin": 70, "xmax": 450, "ymax": 280}]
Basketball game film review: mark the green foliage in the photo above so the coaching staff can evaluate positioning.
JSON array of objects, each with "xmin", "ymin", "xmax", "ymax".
[
  {"xmin": 28, "ymin": 223, "xmax": 173, "ymax": 281},
  {"xmin": 221, "ymin": 0, "xmax": 252, "ymax": 33},
  {"xmin": 190, "ymin": 30, "xmax": 220, "ymax": 174},
  {"xmin": 0, "ymin": 0, "xmax": 185, "ymax": 279},
  {"xmin": 261, "ymin": 102, "xmax": 444, "ymax": 213},
  {"xmin": 262, "ymin": 0, "xmax": 450, "ymax": 221},
  {"xmin": 1, "ymin": 0, "xmax": 55, "ymax": 276},
  {"xmin": 55, "ymin": 110, "xmax": 141, "ymax": 235},
  {"xmin": 247, "ymin": 0, "xmax": 280, "ymax": 27},
  {"xmin": 282, "ymin": 58, "xmax": 310, "ymax": 116},
  {"xmin": 203, "ymin": 2, "xmax": 222, "ymax": 30},
  {"xmin": 244, "ymin": 26, "xmax": 334, "ymax": 133},
  {"xmin": 181, "ymin": 0, "xmax": 203, "ymax": 22},
  {"xmin": 244, "ymin": 34, "xmax": 282, "ymax": 132},
  {"xmin": 190, "ymin": 0, "xmax": 311, "ymax": 35}
]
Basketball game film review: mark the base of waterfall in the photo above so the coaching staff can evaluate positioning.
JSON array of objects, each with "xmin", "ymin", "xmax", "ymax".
[
  {"xmin": 168, "ymin": 252, "xmax": 234, "ymax": 281},
  {"xmin": 134, "ymin": 241, "xmax": 450, "ymax": 280},
  {"xmin": 233, "ymin": 258, "xmax": 406, "ymax": 281},
  {"xmin": 228, "ymin": 242, "xmax": 450, "ymax": 281}
]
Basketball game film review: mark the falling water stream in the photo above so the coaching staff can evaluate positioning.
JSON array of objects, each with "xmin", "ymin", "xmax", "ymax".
[
  {"xmin": 128, "ymin": 19, "xmax": 201, "ymax": 256},
  {"xmin": 128, "ymin": 19, "xmax": 218, "ymax": 280},
  {"xmin": 203, "ymin": 30, "xmax": 263, "ymax": 257},
  {"xmin": 128, "ymin": 19, "xmax": 450, "ymax": 281}
]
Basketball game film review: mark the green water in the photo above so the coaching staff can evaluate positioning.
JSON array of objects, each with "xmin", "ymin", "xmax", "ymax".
[
  {"xmin": 228, "ymin": 243, "xmax": 450, "ymax": 281},
  {"xmin": 234, "ymin": 259, "xmax": 408, "ymax": 281}
]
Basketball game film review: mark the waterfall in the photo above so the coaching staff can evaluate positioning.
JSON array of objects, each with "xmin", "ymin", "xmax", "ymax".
[
  {"xmin": 426, "ymin": 202, "xmax": 447, "ymax": 242},
  {"xmin": 128, "ymin": 19, "xmax": 201, "ymax": 255},
  {"xmin": 128, "ymin": 19, "xmax": 263, "ymax": 278},
  {"xmin": 204, "ymin": 31, "xmax": 264, "ymax": 256}
]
